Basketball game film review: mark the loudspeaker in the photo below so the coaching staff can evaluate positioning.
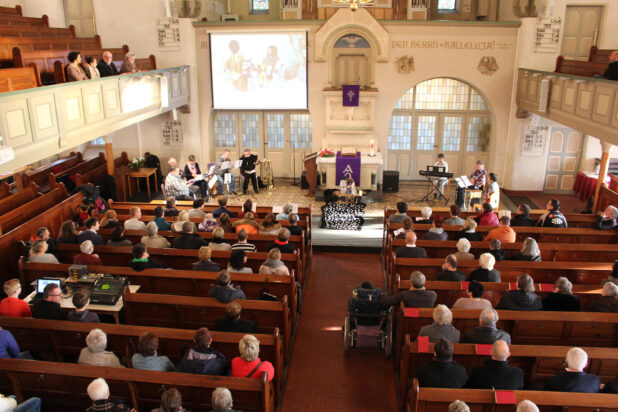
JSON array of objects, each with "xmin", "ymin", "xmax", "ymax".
[{"xmin": 383, "ymin": 170, "xmax": 399, "ymax": 193}]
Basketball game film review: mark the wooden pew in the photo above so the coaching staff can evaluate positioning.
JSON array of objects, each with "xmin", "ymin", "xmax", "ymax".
[
  {"xmin": 589, "ymin": 46, "xmax": 613, "ymax": 64},
  {"xmin": 19, "ymin": 260, "xmax": 299, "ymax": 326},
  {"xmin": 0, "ymin": 24, "xmax": 75, "ymax": 38},
  {"xmin": 123, "ymin": 289, "xmax": 292, "ymax": 357},
  {"xmin": 135, "ymin": 55, "xmax": 157, "ymax": 71},
  {"xmin": 389, "ymin": 238, "xmax": 618, "ymax": 263},
  {"xmin": 0, "ymin": 316, "xmax": 284, "ymax": 401},
  {"xmin": 0, "ymin": 35, "xmax": 101, "ymax": 63},
  {"xmin": 391, "ymin": 257, "xmax": 613, "ymax": 288},
  {"xmin": 74, "ymin": 151, "xmax": 130, "ymax": 191},
  {"xmin": 0, "ymin": 190, "xmax": 82, "ymax": 281},
  {"xmin": 0, "ymin": 182, "xmax": 11, "ymax": 199},
  {"xmin": 54, "ymin": 244, "xmax": 305, "ymax": 286},
  {"xmin": 385, "ymin": 222, "xmax": 618, "ymax": 244},
  {"xmin": 396, "ymin": 278, "xmax": 603, "ymax": 310},
  {"xmin": 12, "ymin": 46, "xmax": 127, "ymax": 85},
  {"xmin": 48, "ymin": 152, "xmax": 105, "ymax": 190},
  {"xmin": 0, "ymin": 66, "xmax": 40, "ymax": 92},
  {"xmin": 14, "ymin": 151, "xmax": 82, "ymax": 192},
  {"xmin": 0, "ymin": 14, "xmax": 48, "ymax": 27},
  {"xmin": 382, "ymin": 207, "xmax": 601, "ymax": 229},
  {"xmin": 400, "ymin": 339, "xmax": 618, "ymax": 411},
  {"xmin": 0, "ymin": 182, "xmax": 39, "ymax": 216},
  {"xmin": 0, "ymin": 359, "xmax": 275, "ymax": 412},
  {"xmin": 0, "ymin": 183, "xmax": 71, "ymax": 235},
  {"xmin": 554, "ymin": 55, "xmax": 608, "ymax": 77},
  {"xmin": 407, "ymin": 379, "xmax": 618, "ymax": 412},
  {"xmin": 0, "ymin": 5, "xmax": 22, "ymax": 16},
  {"xmin": 396, "ymin": 306, "xmax": 618, "ymax": 350}
]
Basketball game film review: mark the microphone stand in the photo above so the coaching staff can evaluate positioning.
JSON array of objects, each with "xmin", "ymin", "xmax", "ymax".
[{"xmin": 291, "ymin": 147, "xmax": 298, "ymax": 186}]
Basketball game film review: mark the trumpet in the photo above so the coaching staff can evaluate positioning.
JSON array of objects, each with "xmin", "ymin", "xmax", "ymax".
[{"xmin": 260, "ymin": 158, "xmax": 274, "ymax": 190}]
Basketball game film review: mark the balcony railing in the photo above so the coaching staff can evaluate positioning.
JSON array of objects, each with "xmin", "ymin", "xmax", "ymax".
[{"xmin": 0, "ymin": 65, "xmax": 190, "ymax": 174}]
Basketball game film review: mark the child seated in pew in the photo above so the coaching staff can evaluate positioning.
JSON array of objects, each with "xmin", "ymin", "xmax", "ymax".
[{"xmin": 67, "ymin": 290, "xmax": 100, "ymax": 323}]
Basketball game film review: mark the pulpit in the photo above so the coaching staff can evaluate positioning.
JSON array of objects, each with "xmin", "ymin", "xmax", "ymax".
[{"xmin": 304, "ymin": 152, "xmax": 318, "ymax": 197}]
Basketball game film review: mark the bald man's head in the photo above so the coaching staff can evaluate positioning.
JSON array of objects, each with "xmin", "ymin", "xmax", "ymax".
[
  {"xmin": 516, "ymin": 400, "xmax": 539, "ymax": 412},
  {"xmin": 491, "ymin": 340, "xmax": 510, "ymax": 361}
]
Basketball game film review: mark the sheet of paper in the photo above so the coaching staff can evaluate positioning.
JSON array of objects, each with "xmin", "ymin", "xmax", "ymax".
[
  {"xmin": 221, "ymin": 161, "xmax": 231, "ymax": 170},
  {"xmin": 224, "ymin": 173, "xmax": 232, "ymax": 184},
  {"xmin": 252, "ymin": 202, "xmax": 257, "ymax": 212},
  {"xmin": 208, "ymin": 175, "xmax": 218, "ymax": 189},
  {"xmin": 208, "ymin": 165, "xmax": 215, "ymax": 174},
  {"xmin": 461, "ymin": 175, "xmax": 472, "ymax": 186},
  {"xmin": 498, "ymin": 209, "xmax": 511, "ymax": 219},
  {"xmin": 272, "ymin": 205, "xmax": 283, "ymax": 214},
  {"xmin": 233, "ymin": 160, "xmax": 243, "ymax": 169}
]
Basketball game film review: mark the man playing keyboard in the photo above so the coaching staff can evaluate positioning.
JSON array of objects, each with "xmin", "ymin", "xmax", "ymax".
[{"xmin": 433, "ymin": 153, "xmax": 449, "ymax": 199}]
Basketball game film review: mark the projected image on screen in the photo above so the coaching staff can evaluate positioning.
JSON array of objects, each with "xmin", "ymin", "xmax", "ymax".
[{"xmin": 210, "ymin": 32, "xmax": 307, "ymax": 109}]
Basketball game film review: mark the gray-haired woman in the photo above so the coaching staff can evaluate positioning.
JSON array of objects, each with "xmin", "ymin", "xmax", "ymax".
[{"xmin": 542, "ymin": 277, "xmax": 581, "ymax": 311}]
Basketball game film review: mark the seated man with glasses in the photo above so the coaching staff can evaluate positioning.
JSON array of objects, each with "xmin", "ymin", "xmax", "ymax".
[{"xmin": 31, "ymin": 283, "xmax": 66, "ymax": 320}]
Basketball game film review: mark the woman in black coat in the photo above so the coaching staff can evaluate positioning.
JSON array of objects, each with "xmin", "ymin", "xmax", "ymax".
[{"xmin": 542, "ymin": 277, "xmax": 581, "ymax": 311}]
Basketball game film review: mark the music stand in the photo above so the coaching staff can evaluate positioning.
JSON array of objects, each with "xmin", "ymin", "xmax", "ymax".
[{"xmin": 416, "ymin": 165, "xmax": 450, "ymax": 205}]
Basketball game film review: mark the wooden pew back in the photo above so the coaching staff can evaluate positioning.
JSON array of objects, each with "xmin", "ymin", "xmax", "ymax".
[
  {"xmin": 0, "ymin": 67, "xmax": 39, "ymax": 92},
  {"xmin": 0, "ymin": 14, "xmax": 48, "ymax": 27},
  {"xmin": 48, "ymin": 152, "xmax": 105, "ymax": 190},
  {"xmin": 0, "ymin": 182, "xmax": 39, "ymax": 216},
  {"xmin": 0, "ymin": 184, "xmax": 69, "ymax": 235},
  {"xmin": 0, "ymin": 24, "xmax": 74, "ymax": 38},
  {"xmin": 0, "ymin": 359, "xmax": 274, "ymax": 412},
  {"xmin": 15, "ymin": 151, "xmax": 82, "ymax": 191},
  {"xmin": 0, "ymin": 5, "xmax": 22, "ymax": 16}
]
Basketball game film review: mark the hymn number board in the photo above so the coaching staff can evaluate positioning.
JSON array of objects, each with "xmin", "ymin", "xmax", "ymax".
[
  {"xmin": 158, "ymin": 18, "xmax": 181, "ymax": 51},
  {"xmin": 162, "ymin": 120, "xmax": 183, "ymax": 145},
  {"xmin": 521, "ymin": 124, "xmax": 548, "ymax": 156},
  {"xmin": 535, "ymin": 17, "xmax": 561, "ymax": 53}
]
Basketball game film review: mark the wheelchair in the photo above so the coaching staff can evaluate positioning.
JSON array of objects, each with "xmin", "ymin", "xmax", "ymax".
[{"xmin": 343, "ymin": 285, "xmax": 392, "ymax": 358}]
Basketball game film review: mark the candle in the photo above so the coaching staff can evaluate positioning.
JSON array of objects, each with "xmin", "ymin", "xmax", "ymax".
[{"xmin": 369, "ymin": 139, "xmax": 375, "ymax": 156}]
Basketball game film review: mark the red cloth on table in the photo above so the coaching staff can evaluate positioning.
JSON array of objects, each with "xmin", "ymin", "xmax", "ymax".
[{"xmin": 573, "ymin": 172, "xmax": 610, "ymax": 201}]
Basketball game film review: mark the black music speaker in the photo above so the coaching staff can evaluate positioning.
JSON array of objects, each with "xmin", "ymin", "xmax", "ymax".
[{"xmin": 382, "ymin": 170, "xmax": 399, "ymax": 193}]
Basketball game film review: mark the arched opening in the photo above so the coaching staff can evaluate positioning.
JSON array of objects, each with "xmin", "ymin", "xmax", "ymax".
[
  {"xmin": 386, "ymin": 78, "xmax": 492, "ymax": 180},
  {"xmin": 330, "ymin": 34, "xmax": 373, "ymax": 88}
]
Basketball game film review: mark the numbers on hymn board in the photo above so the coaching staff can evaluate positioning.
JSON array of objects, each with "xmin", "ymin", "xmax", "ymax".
[
  {"xmin": 162, "ymin": 120, "xmax": 183, "ymax": 145},
  {"xmin": 158, "ymin": 18, "xmax": 181, "ymax": 51}
]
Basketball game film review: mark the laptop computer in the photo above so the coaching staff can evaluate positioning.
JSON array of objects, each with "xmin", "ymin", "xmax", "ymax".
[{"xmin": 34, "ymin": 278, "xmax": 62, "ymax": 300}]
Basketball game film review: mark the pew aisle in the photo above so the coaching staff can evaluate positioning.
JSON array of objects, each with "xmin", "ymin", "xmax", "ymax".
[{"xmin": 281, "ymin": 253, "xmax": 396, "ymax": 412}]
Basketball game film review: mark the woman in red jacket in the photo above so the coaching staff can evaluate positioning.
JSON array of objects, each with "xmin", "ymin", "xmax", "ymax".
[{"xmin": 476, "ymin": 203, "xmax": 499, "ymax": 227}]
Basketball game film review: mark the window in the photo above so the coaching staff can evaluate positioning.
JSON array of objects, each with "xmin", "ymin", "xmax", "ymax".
[
  {"xmin": 290, "ymin": 114, "xmax": 312, "ymax": 149},
  {"xmin": 250, "ymin": 0, "xmax": 269, "ymax": 14},
  {"xmin": 266, "ymin": 114, "xmax": 285, "ymax": 149},
  {"xmin": 90, "ymin": 137, "xmax": 105, "ymax": 146},
  {"xmin": 387, "ymin": 115, "xmax": 412, "ymax": 151},
  {"xmin": 214, "ymin": 113, "xmax": 237, "ymax": 147},
  {"xmin": 241, "ymin": 113, "xmax": 260, "ymax": 148},
  {"xmin": 438, "ymin": 0, "xmax": 457, "ymax": 11}
]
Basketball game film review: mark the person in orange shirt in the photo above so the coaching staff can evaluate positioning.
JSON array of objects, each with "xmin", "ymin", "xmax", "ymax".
[
  {"xmin": 0, "ymin": 279, "xmax": 32, "ymax": 318},
  {"xmin": 233, "ymin": 212, "xmax": 260, "ymax": 235},
  {"xmin": 484, "ymin": 216, "xmax": 516, "ymax": 243}
]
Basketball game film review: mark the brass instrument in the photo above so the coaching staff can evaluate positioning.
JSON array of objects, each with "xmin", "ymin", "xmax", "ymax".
[{"xmin": 260, "ymin": 158, "xmax": 274, "ymax": 190}]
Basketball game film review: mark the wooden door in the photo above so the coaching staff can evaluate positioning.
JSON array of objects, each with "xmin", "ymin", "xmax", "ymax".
[
  {"xmin": 561, "ymin": 6, "xmax": 603, "ymax": 61},
  {"xmin": 544, "ymin": 128, "xmax": 582, "ymax": 193},
  {"xmin": 64, "ymin": 0, "xmax": 96, "ymax": 38}
]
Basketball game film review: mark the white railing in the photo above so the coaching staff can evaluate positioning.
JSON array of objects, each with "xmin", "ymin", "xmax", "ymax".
[{"xmin": 0, "ymin": 65, "xmax": 190, "ymax": 174}]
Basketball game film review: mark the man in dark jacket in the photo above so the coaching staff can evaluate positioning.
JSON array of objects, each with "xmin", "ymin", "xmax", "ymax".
[
  {"xmin": 77, "ymin": 217, "xmax": 103, "ymax": 246},
  {"xmin": 462, "ymin": 308, "xmax": 511, "ymax": 344},
  {"xmin": 395, "ymin": 232, "xmax": 427, "ymax": 259},
  {"xmin": 496, "ymin": 273, "xmax": 542, "ymax": 311},
  {"xmin": 594, "ymin": 205, "xmax": 618, "ymax": 230},
  {"xmin": 383, "ymin": 271, "xmax": 437, "ymax": 308},
  {"xmin": 545, "ymin": 347, "xmax": 601, "ymax": 393},
  {"xmin": 487, "ymin": 239, "xmax": 506, "ymax": 262},
  {"xmin": 417, "ymin": 338, "xmax": 467, "ymax": 388},
  {"xmin": 588, "ymin": 282, "xmax": 618, "ymax": 313},
  {"xmin": 510, "ymin": 204, "xmax": 536, "ymax": 227},
  {"xmin": 176, "ymin": 327, "xmax": 227, "ymax": 376},
  {"xmin": 267, "ymin": 228, "xmax": 295, "ymax": 254},
  {"xmin": 436, "ymin": 255, "xmax": 467, "ymax": 281},
  {"xmin": 536, "ymin": 199, "xmax": 568, "ymax": 228},
  {"xmin": 212, "ymin": 197, "xmax": 235, "ymax": 218},
  {"xmin": 172, "ymin": 222, "xmax": 207, "ymax": 249},
  {"xmin": 287, "ymin": 214, "xmax": 304, "ymax": 237},
  {"xmin": 208, "ymin": 270, "xmax": 246, "ymax": 303},
  {"xmin": 467, "ymin": 340, "xmax": 524, "ymax": 389},
  {"xmin": 97, "ymin": 51, "xmax": 119, "ymax": 77},
  {"xmin": 128, "ymin": 244, "xmax": 163, "ymax": 271},
  {"xmin": 31, "ymin": 283, "xmax": 66, "ymax": 320},
  {"xmin": 213, "ymin": 302, "xmax": 257, "ymax": 333}
]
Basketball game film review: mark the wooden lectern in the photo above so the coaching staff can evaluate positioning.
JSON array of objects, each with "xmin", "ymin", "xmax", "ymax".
[{"xmin": 304, "ymin": 152, "xmax": 318, "ymax": 197}]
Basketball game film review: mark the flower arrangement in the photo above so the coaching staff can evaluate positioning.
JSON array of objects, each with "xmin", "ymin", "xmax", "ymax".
[
  {"xmin": 319, "ymin": 148, "xmax": 335, "ymax": 158},
  {"xmin": 129, "ymin": 157, "xmax": 145, "ymax": 170}
]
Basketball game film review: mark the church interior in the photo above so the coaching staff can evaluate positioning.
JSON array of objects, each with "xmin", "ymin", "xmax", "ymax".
[{"xmin": 0, "ymin": 0, "xmax": 616, "ymax": 411}]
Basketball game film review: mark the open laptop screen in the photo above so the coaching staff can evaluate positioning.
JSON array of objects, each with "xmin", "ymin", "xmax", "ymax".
[{"xmin": 37, "ymin": 278, "xmax": 61, "ymax": 294}]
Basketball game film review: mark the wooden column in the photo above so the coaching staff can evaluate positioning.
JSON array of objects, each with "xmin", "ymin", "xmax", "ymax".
[
  {"xmin": 592, "ymin": 141, "xmax": 614, "ymax": 212},
  {"xmin": 104, "ymin": 136, "xmax": 114, "ymax": 175}
]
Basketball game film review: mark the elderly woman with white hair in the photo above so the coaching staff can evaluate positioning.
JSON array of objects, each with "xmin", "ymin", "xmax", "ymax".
[
  {"xmin": 417, "ymin": 206, "xmax": 433, "ymax": 224},
  {"xmin": 509, "ymin": 237, "xmax": 541, "ymax": 262},
  {"xmin": 448, "ymin": 400, "xmax": 470, "ymax": 412},
  {"xmin": 73, "ymin": 240, "xmax": 102, "ymax": 265},
  {"xmin": 595, "ymin": 205, "xmax": 618, "ymax": 230},
  {"xmin": 496, "ymin": 273, "xmax": 541, "ymax": 310},
  {"xmin": 589, "ymin": 282, "xmax": 618, "ymax": 313},
  {"xmin": 119, "ymin": 52, "xmax": 137, "ymax": 74},
  {"xmin": 86, "ymin": 378, "xmax": 132, "ymax": 411},
  {"xmin": 469, "ymin": 253, "xmax": 501, "ymax": 282},
  {"xmin": 545, "ymin": 347, "xmax": 602, "ymax": 393},
  {"xmin": 454, "ymin": 217, "xmax": 481, "ymax": 242},
  {"xmin": 231, "ymin": 335, "xmax": 274, "ymax": 381},
  {"xmin": 210, "ymin": 387, "xmax": 239, "ymax": 412},
  {"xmin": 78, "ymin": 328, "xmax": 124, "ymax": 368},
  {"xmin": 141, "ymin": 221, "xmax": 170, "ymax": 249},
  {"xmin": 418, "ymin": 304, "xmax": 461, "ymax": 343},
  {"xmin": 542, "ymin": 277, "xmax": 581, "ymax": 311},
  {"xmin": 454, "ymin": 238, "xmax": 475, "ymax": 261}
]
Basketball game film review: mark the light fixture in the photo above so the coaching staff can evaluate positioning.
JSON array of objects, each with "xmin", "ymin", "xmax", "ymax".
[{"xmin": 334, "ymin": 0, "xmax": 374, "ymax": 12}]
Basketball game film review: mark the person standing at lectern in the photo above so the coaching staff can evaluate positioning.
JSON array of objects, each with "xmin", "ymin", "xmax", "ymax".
[
  {"xmin": 214, "ymin": 149, "xmax": 236, "ymax": 195},
  {"xmin": 456, "ymin": 160, "xmax": 487, "ymax": 210},
  {"xmin": 433, "ymin": 153, "xmax": 449, "ymax": 199},
  {"xmin": 240, "ymin": 149, "xmax": 259, "ymax": 195}
]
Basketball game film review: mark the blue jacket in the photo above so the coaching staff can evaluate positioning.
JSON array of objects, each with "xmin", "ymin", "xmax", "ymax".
[{"xmin": 0, "ymin": 329, "xmax": 19, "ymax": 358}]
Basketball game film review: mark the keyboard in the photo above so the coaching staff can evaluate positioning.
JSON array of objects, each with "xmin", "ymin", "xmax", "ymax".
[{"xmin": 419, "ymin": 170, "xmax": 454, "ymax": 178}]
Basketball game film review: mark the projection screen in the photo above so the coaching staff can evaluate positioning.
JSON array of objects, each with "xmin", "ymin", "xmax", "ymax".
[{"xmin": 210, "ymin": 32, "xmax": 308, "ymax": 110}]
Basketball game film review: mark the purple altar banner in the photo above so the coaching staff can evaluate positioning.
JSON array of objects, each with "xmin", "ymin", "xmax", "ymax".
[
  {"xmin": 342, "ymin": 84, "xmax": 360, "ymax": 107},
  {"xmin": 336, "ymin": 151, "xmax": 361, "ymax": 186}
]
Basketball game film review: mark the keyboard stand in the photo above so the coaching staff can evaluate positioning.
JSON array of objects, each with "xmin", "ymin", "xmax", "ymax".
[{"xmin": 416, "ymin": 175, "xmax": 450, "ymax": 205}]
